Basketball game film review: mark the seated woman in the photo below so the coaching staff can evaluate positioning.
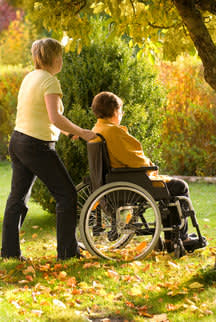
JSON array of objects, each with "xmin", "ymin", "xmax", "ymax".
[{"xmin": 91, "ymin": 91, "xmax": 199, "ymax": 252}]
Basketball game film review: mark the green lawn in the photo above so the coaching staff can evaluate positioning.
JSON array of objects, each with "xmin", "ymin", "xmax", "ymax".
[{"xmin": 0, "ymin": 161, "xmax": 216, "ymax": 321}]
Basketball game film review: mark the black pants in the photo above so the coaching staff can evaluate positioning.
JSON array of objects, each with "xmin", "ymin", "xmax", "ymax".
[
  {"xmin": 1, "ymin": 131, "xmax": 78, "ymax": 259},
  {"xmin": 165, "ymin": 178, "xmax": 189, "ymax": 240}
]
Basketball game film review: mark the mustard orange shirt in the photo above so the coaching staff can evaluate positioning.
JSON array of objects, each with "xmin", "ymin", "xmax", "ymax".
[
  {"xmin": 15, "ymin": 69, "xmax": 64, "ymax": 141},
  {"xmin": 93, "ymin": 118, "xmax": 171, "ymax": 182}
]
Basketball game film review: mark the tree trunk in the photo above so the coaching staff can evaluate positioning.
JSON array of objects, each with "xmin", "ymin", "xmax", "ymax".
[{"xmin": 174, "ymin": 0, "xmax": 216, "ymax": 91}]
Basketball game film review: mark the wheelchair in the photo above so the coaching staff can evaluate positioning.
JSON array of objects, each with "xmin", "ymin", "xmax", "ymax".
[{"xmin": 76, "ymin": 134, "xmax": 206, "ymax": 261}]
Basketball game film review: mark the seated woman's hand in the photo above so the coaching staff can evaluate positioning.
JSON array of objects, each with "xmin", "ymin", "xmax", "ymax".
[{"xmin": 152, "ymin": 170, "xmax": 159, "ymax": 176}]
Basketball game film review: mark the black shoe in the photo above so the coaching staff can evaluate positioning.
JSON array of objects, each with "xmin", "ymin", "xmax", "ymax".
[{"xmin": 183, "ymin": 236, "xmax": 207, "ymax": 253}]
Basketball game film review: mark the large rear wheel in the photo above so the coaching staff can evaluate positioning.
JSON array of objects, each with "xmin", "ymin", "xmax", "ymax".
[{"xmin": 80, "ymin": 182, "xmax": 161, "ymax": 261}]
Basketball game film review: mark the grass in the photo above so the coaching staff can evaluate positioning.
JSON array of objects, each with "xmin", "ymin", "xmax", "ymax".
[{"xmin": 0, "ymin": 161, "xmax": 216, "ymax": 321}]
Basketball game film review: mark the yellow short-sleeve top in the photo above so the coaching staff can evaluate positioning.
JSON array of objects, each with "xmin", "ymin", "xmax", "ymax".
[{"xmin": 15, "ymin": 69, "xmax": 64, "ymax": 141}]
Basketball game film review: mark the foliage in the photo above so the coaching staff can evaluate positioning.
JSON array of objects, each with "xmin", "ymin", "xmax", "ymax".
[
  {"xmin": 0, "ymin": 0, "xmax": 17, "ymax": 31},
  {"xmin": 0, "ymin": 65, "xmax": 30, "ymax": 159},
  {"xmin": 32, "ymin": 17, "xmax": 165, "ymax": 213},
  {"xmin": 0, "ymin": 11, "xmax": 37, "ymax": 66},
  {"xmin": 9, "ymin": 0, "xmax": 216, "ymax": 91},
  {"xmin": 8, "ymin": 0, "xmax": 215, "ymax": 61},
  {"xmin": 159, "ymin": 55, "xmax": 216, "ymax": 176},
  {"xmin": 1, "ymin": 161, "xmax": 216, "ymax": 321}
]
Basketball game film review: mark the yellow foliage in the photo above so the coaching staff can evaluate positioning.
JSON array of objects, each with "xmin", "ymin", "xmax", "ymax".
[{"xmin": 0, "ymin": 12, "xmax": 37, "ymax": 66}]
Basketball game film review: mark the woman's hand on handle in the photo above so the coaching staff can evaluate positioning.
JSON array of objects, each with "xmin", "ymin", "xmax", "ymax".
[{"xmin": 80, "ymin": 129, "xmax": 97, "ymax": 141}]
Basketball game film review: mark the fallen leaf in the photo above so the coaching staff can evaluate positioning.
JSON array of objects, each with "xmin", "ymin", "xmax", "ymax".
[
  {"xmin": 53, "ymin": 299, "xmax": 66, "ymax": 308},
  {"xmin": 189, "ymin": 282, "xmax": 204, "ymax": 289},
  {"xmin": 58, "ymin": 271, "xmax": 67, "ymax": 280},
  {"xmin": 107, "ymin": 269, "xmax": 120, "ymax": 281},
  {"xmin": 83, "ymin": 262, "xmax": 100, "ymax": 269},
  {"xmin": 168, "ymin": 261, "xmax": 179, "ymax": 269},
  {"xmin": 31, "ymin": 310, "xmax": 43, "ymax": 317},
  {"xmin": 22, "ymin": 266, "xmax": 35, "ymax": 276},
  {"xmin": 32, "ymin": 233, "xmax": 38, "ymax": 239},
  {"xmin": 189, "ymin": 304, "xmax": 199, "ymax": 312},
  {"xmin": 11, "ymin": 301, "xmax": 21, "ymax": 309},
  {"xmin": 26, "ymin": 275, "xmax": 33, "ymax": 282},
  {"xmin": 18, "ymin": 280, "xmax": 29, "ymax": 284},
  {"xmin": 39, "ymin": 264, "xmax": 50, "ymax": 272},
  {"xmin": 92, "ymin": 281, "xmax": 104, "ymax": 289},
  {"xmin": 67, "ymin": 277, "xmax": 76, "ymax": 287},
  {"xmin": 125, "ymin": 301, "xmax": 135, "ymax": 308},
  {"xmin": 54, "ymin": 263, "xmax": 62, "ymax": 270},
  {"xmin": 166, "ymin": 303, "xmax": 179, "ymax": 311},
  {"xmin": 129, "ymin": 286, "xmax": 143, "ymax": 296},
  {"xmin": 142, "ymin": 263, "xmax": 150, "ymax": 272},
  {"xmin": 149, "ymin": 313, "xmax": 169, "ymax": 321}
]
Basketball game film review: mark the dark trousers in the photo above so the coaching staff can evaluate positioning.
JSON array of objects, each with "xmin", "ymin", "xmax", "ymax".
[
  {"xmin": 164, "ymin": 178, "xmax": 189, "ymax": 240},
  {"xmin": 1, "ymin": 131, "xmax": 78, "ymax": 259}
]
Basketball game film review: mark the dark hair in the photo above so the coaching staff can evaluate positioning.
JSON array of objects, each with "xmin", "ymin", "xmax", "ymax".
[
  {"xmin": 31, "ymin": 38, "xmax": 63, "ymax": 69},
  {"xmin": 91, "ymin": 91, "xmax": 123, "ymax": 118}
]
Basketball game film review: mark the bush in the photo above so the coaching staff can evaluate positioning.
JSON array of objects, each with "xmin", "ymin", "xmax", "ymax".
[
  {"xmin": 0, "ymin": 65, "xmax": 30, "ymax": 159},
  {"xmin": 159, "ymin": 55, "xmax": 216, "ymax": 176},
  {"xmin": 32, "ymin": 19, "xmax": 166, "ymax": 213}
]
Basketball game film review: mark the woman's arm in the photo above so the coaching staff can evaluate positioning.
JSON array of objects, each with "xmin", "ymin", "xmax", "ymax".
[{"xmin": 45, "ymin": 94, "xmax": 96, "ymax": 141}]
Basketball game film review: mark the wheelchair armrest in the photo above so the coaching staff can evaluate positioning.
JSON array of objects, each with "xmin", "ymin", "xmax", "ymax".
[{"xmin": 110, "ymin": 166, "xmax": 158, "ymax": 173}]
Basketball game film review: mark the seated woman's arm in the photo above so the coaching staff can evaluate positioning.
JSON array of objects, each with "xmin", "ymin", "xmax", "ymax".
[{"xmin": 107, "ymin": 126, "xmax": 153, "ymax": 168}]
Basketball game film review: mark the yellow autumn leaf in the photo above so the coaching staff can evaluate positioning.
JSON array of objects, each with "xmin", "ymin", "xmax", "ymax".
[
  {"xmin": 107, "ymin": 270, "xmax": 120, "ymax": 280},
  {"xmin": 189, "ymin": 282, "xmax": 204, "ymax": 289},
  {"xmin": 23, "ymin": 265, "xmax": 35, "ymax": 275},
  {"xmin": 168, "ymin": 261, "xmax": 179, "ymax": 269},
  {"xmin": 53, "ymin": 299, "xmax": 66, "ymax": 308},
  {"xmin": 129, "ymin": 286, "xmax": 143, "ymax": 296},
  {"xmin": 58, "ymin": 271, "xmax": 67, "ymax": 280}
]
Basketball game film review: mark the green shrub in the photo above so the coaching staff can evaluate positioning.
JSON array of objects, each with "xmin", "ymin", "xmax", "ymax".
[
  {"xmin": 0, "ymin": 65, "xmax": 30, "ymax": 159},
  {"xmin": 32, "ymin": 20, "xmax": 166, "ymax": 214}
]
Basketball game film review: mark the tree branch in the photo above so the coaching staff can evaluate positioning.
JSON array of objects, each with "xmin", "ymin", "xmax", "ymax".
[
  {"xmin": 148, "ymin": 21, "xmax": 182, "ymax": 29},
  {"xmin": 74, "ymin": 0, "xmax": 87, "ymax": 15},
  {"xmin": 129, "ymin": 0, "xmax": 136, "ymax": 16},
  {"xmin": 195, "ymin": 0, "xmax": 216, "ymax": 15},
  {"xmin": 174, "ymin": 0, "xmax": 216, "ymax": 90}
]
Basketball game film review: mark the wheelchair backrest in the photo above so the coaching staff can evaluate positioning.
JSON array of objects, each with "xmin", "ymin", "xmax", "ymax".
[{"xmin": 87, "ymin": 133, "xmax": 110, "ymax": 192}]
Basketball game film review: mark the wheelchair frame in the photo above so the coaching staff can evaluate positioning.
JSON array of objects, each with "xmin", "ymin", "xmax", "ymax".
[{"xmin": 76, "ymin": 134, "xmax": 206, "ymax": 261}]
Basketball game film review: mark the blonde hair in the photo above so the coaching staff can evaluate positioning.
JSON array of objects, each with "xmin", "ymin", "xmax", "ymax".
[{"xmin": 31, "ymin": 38, "xmax": 63, "ymax": 69}]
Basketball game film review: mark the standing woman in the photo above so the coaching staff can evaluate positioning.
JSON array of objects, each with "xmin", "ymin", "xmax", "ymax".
[{"xmin": 1, "ymin": 38, "xmax": 95, "ymax": 260}]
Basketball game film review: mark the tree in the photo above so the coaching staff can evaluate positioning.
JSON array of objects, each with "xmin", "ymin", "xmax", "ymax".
[{"xmin": 9, "ymin": 0, "xmax": 216, "ymax": 90}]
